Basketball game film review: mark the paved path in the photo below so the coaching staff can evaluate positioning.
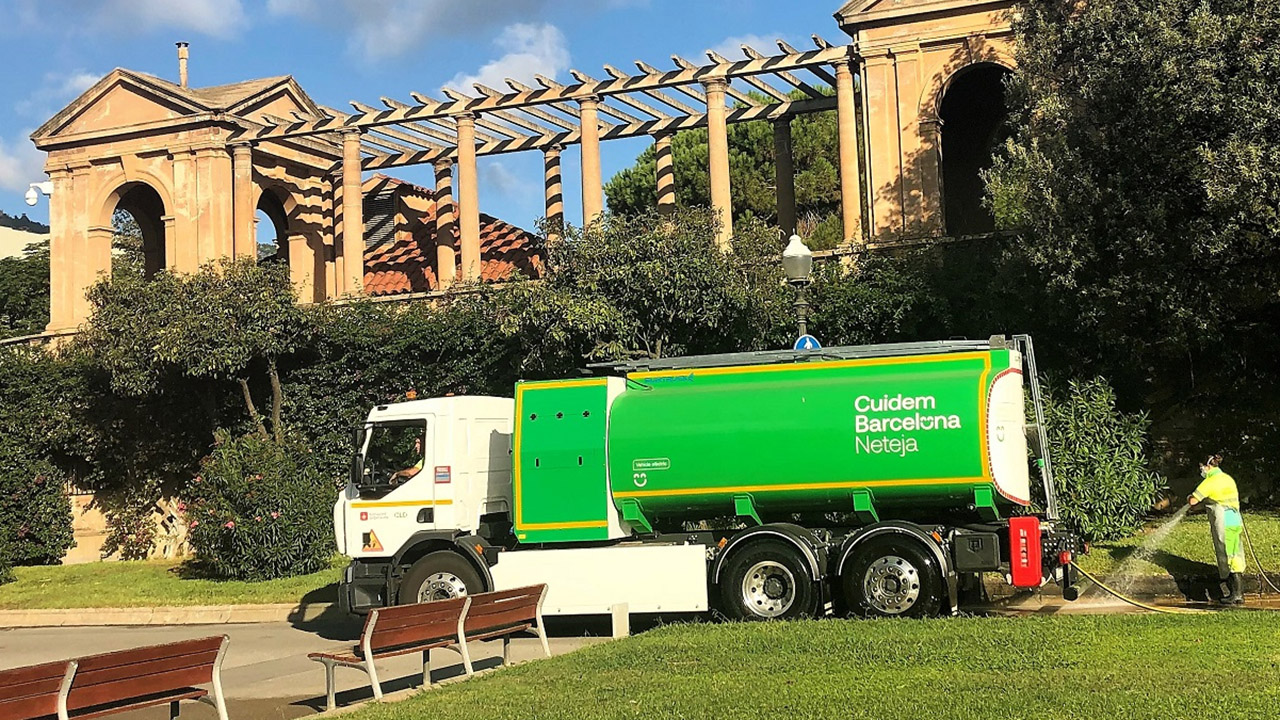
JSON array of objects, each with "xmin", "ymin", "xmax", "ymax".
[{"xmin": 0, "ymin": 621, "xmax": 605, "ymax": 719}]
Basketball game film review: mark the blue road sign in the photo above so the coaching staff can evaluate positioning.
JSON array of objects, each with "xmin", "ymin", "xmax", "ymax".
[{"xmin": 794, "ymin": 334, "xmax": 822, "ymax": 351}]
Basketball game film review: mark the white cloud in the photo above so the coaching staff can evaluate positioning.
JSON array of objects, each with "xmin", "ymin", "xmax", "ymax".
[
  {"xmin": 15, "ymin": 70, "xmax": 101, "ymax": 121},
  {"xmin": 444, "ymin": 23, "xmax": 570, "ymax": 95},
  {"xmin": 479, "ymin": 158, "xmax": 532, "ymax": 199},
  {"xmin": 709, "ymin": 33, "xmax": 789, "ymax": 63},
  {"xmin": 47, "ymin": 0, "xmax": 248, "ymax": 38},
  {"xmin": 0, "ymin": 135, "xmax": 47, "ymax": 193}
]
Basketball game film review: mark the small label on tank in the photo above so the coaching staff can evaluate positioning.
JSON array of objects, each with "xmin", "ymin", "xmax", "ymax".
[{"xmin": 632, "ymin": 457, "xmax": 671, "ymax": 471}]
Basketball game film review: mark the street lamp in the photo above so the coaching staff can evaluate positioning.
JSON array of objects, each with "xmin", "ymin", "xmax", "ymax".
[{"xmin": 782, "ymin": 233, "xmax": 813, "ymax": 338}]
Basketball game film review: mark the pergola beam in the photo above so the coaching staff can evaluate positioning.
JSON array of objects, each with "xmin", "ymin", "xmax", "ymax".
[
  {"xmin": 235, "ymin": 44, "xmax": 850, "ymax": 143},
  {"xmin": 361, "ymin": 96, "xmax": 836, "ymax": 171}
]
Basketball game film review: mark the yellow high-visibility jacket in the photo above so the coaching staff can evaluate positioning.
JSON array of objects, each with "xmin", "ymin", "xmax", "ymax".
[{"xmin": 1193, "ymin": 467, "xmax": 1240, "ymax": 511}]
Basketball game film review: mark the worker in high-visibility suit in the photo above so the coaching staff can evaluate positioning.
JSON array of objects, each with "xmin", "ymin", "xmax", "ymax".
[{"xmin": 1187, "ymin": 454, "xmax": 1245, "ymax": 604}]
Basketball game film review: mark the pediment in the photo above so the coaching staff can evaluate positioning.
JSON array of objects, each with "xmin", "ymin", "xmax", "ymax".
[
  {"xmin": 32, "ymin": 70, "xmax": 207, "ymax": 143},
  {"xmin": 837, "ymin": 0, "xmax": 933, "ymax": 18},
  {"xmin": 231, "ymin": 81, "xmax": 323, "ymax": 124},
  {"xmin": 836, "ymin": 0, "xmax": 1011, "ymax": 26}
]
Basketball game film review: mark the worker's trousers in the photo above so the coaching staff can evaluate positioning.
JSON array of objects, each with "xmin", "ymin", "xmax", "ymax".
[{"xmin": 1207, "ymin": 503, "xmax": 1246, "ymax": 579}]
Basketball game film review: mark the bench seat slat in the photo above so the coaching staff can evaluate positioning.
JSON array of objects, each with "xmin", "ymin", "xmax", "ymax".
[
  {"xmin": 464, "ymin": 605, "xmax": 538, "ymax": 635},
  {"xmin": 375, "ymin": 606, "xmax": 466, "ymax": 633},
  {"xmin": 467, "ymin": 622, "xmax": 533, "ymax": 643},
  {"xmin": 67, "ymin": 667, "xmax": 213, "ymax": 712},
  {"xmin": 73, "ymin": 637, "xmax": 223, "ymax": 674},
  {"xmin": 0, "ymin": 661, "xmax": 70, "ymax": 700},
  {"xmin": 1, "ymin": 694, "xmax": 60, "ymax": 720},
  {"xmin": 368, "ymin": 624, "xmax": 461, "ymax": 655}
]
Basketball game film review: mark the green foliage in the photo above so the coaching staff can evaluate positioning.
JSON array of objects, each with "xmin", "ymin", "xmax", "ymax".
[
  {"xmin": 184, "ymin": 431, "xmax": 336, "ymax": 580},
  {"xmin": 807, "ymin": 255, "xmax": 949, "ymax": 346},
  {"xmin": 0, "ymin": 346, "xmax": 74, "ymax": 567},
  {"xmin": 988, "ymin": 0, "xmax": 1280, "ymax": 495},
  {"xmin": 0, "ymin": 241, "xmax": 50, "ymax": 339},
  {"xmin": 0, "ymin": 534, "xmax": 13, "ymax": 586},
  {"xmin": 604, "ymin": 92, "xmax": 844, "ymax": 248},
  {"xmin": 532, "ymin": 208, "xmax": 790, "ymax": 360},
  {"xmin": 1041, "ymin": 377, "xmax": 1165, "ymax": 541}
]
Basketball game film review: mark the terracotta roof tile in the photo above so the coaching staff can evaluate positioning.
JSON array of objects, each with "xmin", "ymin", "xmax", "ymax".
[{"xmin": 362, "ymin": 175, "xmax": 544, "ymax": 296}]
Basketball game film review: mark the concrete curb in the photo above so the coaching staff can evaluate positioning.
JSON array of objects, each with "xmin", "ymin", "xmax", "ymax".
[{"xmin": 0, "ymin": 602, "xmax": 340, "ymax": 628}]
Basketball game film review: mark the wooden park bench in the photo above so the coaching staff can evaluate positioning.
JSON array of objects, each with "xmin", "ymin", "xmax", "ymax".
[
  {"xmin": 309, "ymin": 584, "xmax": 551, "ymax": 711},
  {"xmin": 0, "ymin": 635, "xmax": 229, "ymax": 720},
  {"xmin": 0, "ymin": 659, "xmax": 76, "ymax": 720}
]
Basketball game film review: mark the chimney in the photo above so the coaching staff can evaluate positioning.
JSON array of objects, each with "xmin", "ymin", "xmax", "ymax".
[{"xmin": 176, "ymin": 42, "xmax": 189, "ymax": 88}]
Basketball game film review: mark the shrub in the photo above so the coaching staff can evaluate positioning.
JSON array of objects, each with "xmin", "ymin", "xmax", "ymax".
[
  {"xmin": 184, "ymin": 431, "xmax": 336, "ymax": 580},
  {"xmin": 1042, "ymin": 376, "xmax": 1165, "ymax": 541},
  {"xmin": 0, "ymin": 346, "xmax": 74, "ymax": 566},
  {"xmin": 0, "ymin": 532, "xmax": 14, "ymax": 585}
]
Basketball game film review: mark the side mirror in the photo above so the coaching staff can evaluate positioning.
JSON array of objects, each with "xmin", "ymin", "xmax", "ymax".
[
  {"xmin": 352, "ymin": 425, "xmax": 367, "ymax": 450},
  {"xmin": 350, "ymin": 426, "xmax": 367, "ymax": 487}
]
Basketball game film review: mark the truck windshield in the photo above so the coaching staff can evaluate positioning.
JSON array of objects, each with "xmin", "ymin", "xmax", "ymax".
[{"xmin": 363, "ymin": 421, "xmax": 427, "ymax": 489}]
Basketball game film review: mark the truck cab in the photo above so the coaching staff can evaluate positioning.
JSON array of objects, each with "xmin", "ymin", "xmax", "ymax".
[{"xmin": 337, "ymin": 396, "xmax": 514, "ymax": 612}]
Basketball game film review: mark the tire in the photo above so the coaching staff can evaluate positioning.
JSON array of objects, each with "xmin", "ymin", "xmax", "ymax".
[
  {"xmin": 398, "ymin": 551, "xmax": 484, "ymax": 605},
  {"xmin": 718, "ymin": 540, "xmax": 820, "ymax": 621},
  {"xmin": 841, "ymin": 535, "xmax": 944, "ymax": 618}
]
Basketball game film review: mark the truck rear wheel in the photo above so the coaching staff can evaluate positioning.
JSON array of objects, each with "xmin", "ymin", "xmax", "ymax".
[
  {"xmin": 719, "ymin": 540, "xmax": 819, "ymax": 621},
  {"xmin": 842, "ymin": 536, "xmax": 943, "ymax": 618},
  {"xmin": 398, "ymin": 551, "xmax": 483, "ymax": 605}
]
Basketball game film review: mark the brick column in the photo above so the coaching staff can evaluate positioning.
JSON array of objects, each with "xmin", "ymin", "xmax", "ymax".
[
  {"xmin": 544, "ymin": 146, "xmax": 564, "ymax": 242},
  {"xmin": 579, "ymin": 96, "xmax": 603, "ymax": 226},
  {"xmin": 704, "ymin": 78, "xmax": 732, "ymax": 249},
  {"xmin": 455, "ymin": 113, "xmax": 481, "ymax": 282},
  {"xmin": 231, "ymin": 142, "xmax": 255, "ymax": 260},
  {"xmin": 434, "ymin": 159, "xmax": 457, "ymax": 289},
  {"xmin": 340, "ymin": 129, "xmax": 364, "ymax": 295},
  {"xmin": 835, "ymin": 57, "xmax": 865, "ymax": 244}
]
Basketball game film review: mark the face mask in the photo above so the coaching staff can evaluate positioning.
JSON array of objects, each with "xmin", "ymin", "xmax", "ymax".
[{"xmin": 1200, "ymin": 468, "xmax": 1208, "ymax": 478}]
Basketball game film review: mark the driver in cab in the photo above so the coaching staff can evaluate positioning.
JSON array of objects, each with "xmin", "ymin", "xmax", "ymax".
[{"xmin": 389, "ymin": 435, "xmax": 425, "ymax": 486}]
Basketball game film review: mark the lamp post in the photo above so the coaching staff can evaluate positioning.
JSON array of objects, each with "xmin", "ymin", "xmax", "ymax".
[{"xmin": 781, "ymin": 234, "xmax": 814, "ymax": 339}]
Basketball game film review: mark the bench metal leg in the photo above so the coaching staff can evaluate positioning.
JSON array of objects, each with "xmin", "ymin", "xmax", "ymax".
[
  {"xmin": 365, "ymin": 657, "xmax": 383, "ymax": 701},
  {"xmin": 535, "ymin": 623, "xmax": 552, "ymax": 658},
  {"xmin": 322, "ymin": 660, "xmax": 337, "ymax": 711},
  {"xmin": 169, "ymin": 700, "xmax": 180, "ymax": 720},
  {"xmin": 422, "ymin": 649, "xmax": 431, "ymax": 687},
  {"xmin": 457, "ymin": 640, "xmax": 475, "ymax": 676},
  {"xmin": 502, "ymin": 636, "xmax": 510, "ymax": 666}
]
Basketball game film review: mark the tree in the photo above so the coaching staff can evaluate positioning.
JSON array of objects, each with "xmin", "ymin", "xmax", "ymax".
[
  {"xmin": 0, "ymin": 241, "xmax": 49, "ymax": 339},
  {"xmin": 986, "ymin": 0, "xmax": 1280, "ymax": 495},
  {"xmin": 604, "ymin": 93, "xmax": 845, "ymax": 248}
]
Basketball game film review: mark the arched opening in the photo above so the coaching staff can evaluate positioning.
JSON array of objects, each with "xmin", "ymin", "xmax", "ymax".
[
  {"xmin": 256, "ymin": 188, "xmax": 290, "ymax": 264},
  {"xmin": 939, "ymin": 63, "xmax": 1011, "ymax": 236},
  {"xmin": 110, "ymin": 182, "xmax": 166, "ymax": 278}
]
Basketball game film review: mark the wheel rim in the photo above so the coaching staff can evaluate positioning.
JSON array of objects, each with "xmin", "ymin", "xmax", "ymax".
[
  {"xmin": 741, "ymin": 560, "xmax": 796, "ymax": 618},
  {"xmin": 862, "ymin": 554, "xmax": 921, "ymax": 615},
  {"xmin": 418, "ymin": 571, "xmax": 469, "ymax": 602}
]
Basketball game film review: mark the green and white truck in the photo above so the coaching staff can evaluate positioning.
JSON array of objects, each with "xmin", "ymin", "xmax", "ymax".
[{"xmin": 335, "ymin": 336, "xmax": 1082, "ymax": 620}]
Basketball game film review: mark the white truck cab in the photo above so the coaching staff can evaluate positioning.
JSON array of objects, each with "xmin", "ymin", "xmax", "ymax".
[{"xmin": 336, "ymin": 396, "xmax": 515, "ymax": 611}]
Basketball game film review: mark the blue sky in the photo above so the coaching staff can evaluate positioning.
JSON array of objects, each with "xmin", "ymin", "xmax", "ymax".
[{"xmin": 0, "ymin": 0, "xmax": 848, "ymax": 231}]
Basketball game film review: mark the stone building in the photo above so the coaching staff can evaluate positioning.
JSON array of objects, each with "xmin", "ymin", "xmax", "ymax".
[{"xmin": 29, "ymin": 0, "xmax": 1014, "ymax": 333}]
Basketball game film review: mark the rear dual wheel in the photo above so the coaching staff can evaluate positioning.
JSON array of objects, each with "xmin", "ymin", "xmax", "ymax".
[
  {"xmin": 719, "ymin": 540, "xmax": 820, "ymax": 621},
  {"xmin": 841, "ymin": 536, "xmax": 944, "ymax": 618}
]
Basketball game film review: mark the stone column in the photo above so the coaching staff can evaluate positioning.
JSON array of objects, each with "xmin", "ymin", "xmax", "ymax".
[
  {"xmin": 455, "ymin": 113, "xmax": 481, "ymax": 282},
  {"xmin": 433, "ymin": 159, "xmax": 457, "ymax": 289},
  {"xmin": 704, "ymin": 77, "xmax": 732, "ymax": 249},
  {"xmin": 773, "ymin": 118, "xmax": 797, "ymax": 238},
  {"xmin": 231, "ymin": 143, "xmax": 255, "ymax": 261},
  {"xmin": 654, "ymin": 132, "xmax": 676, "ymax": 215},
  {"xmin": 543, "ymin": 145, "xmax": 564, "ymax": 242},
  {"xmin": 340, "ymin": 129, "xmax": 364, "ymax": 295},
  {"xmin": 835, "ymin": 57, "xmax": 865, "ymax": 245},
  {"xmin": 45, "ymin": 170, "xmax": 73, "ymax": 332},
  {"xmin": 579, "ymin": 96, "xmax": 603, "ymax": 226}
]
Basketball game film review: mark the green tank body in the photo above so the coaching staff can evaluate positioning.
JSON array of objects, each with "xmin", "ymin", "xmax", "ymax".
[{"xmin": 512, "ymin": 348, "xmax": 1031, "ymax": 543}]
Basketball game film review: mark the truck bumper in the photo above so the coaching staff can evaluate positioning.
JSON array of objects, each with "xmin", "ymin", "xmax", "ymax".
[{"xmin": 339, "ymin": 559, "xmax": 393, "ymax": 615}]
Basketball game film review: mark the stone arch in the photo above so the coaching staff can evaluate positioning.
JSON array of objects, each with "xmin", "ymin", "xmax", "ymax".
[
  {"xmin": 931, "ymin": 61, "xmax": 1013, "ymax": 236},
  {"xmin": 99, "ymin": 179, "xmax": 170, "ymax": 277},
  {"xmin": 255, "ymin": 184, "xmax": 292, "ymax": 263}
]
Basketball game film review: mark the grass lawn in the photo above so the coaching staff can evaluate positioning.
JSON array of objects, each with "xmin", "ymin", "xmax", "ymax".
[
  {"xmin": 1074, "ymin": 510, "xmax": 1280, "ymax": 578},
  {"xmin": 351, "ymin": 613, "xmax": 1280, "ymax": 720},
  {"xmin": 0, "ymin": 556, "xmax": 344, "ymax": 609}
]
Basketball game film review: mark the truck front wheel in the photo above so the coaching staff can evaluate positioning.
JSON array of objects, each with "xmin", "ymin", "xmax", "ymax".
[
  {"xmin": 398, "ymin": 551, "xmax": 483, "ymax": 605},
  {"xmin": 842, "ymin": 536, "xmax": 943, "ymax": 618},
  {"xmin": 719, "ymin": 540, "xmax": 819, "ymax": 621}
]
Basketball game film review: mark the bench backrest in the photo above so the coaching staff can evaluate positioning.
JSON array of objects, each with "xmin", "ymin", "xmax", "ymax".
[
  {"xmin": 365, "ymin": 596, "xmax": 469, "ymax": 656},
  {"xmin": 65, "ymin": 636, "xmax": 226, "ymax": 714},
  {"xmin": 463, "ymin": 584, "xmax": 546, "ymax": 636},
  {"xmin": 0, "ymin": 660, "xmax": 75, "ymax": 720}
]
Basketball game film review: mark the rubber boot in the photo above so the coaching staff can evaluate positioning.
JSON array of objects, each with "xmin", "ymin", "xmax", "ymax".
[{"xmin": 1226, "ymin": 573, "xmax": 1245, "ymax": 605}]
